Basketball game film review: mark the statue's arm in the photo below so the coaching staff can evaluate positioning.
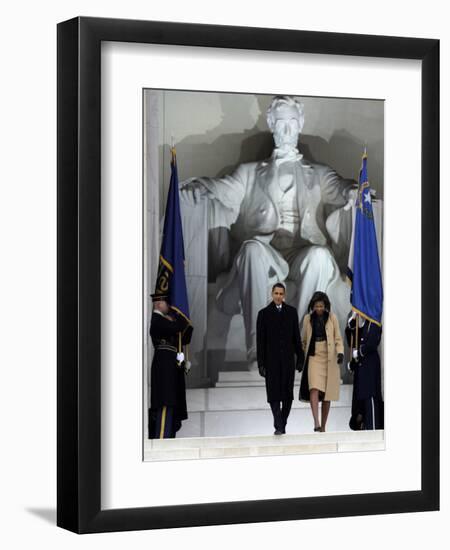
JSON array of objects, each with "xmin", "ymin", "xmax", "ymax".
[
  {"xmin": 180, "ymin": 163, "xmax": 248, "ymax": 214},
  {"xmin": 320, "ymin": 167, "xmax": 356, "ymax": 208}
]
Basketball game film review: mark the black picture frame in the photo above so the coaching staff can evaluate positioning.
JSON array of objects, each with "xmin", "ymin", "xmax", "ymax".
[{"xmin": 57, "ymin": 16, "xmax": 439, "ymax": 534}]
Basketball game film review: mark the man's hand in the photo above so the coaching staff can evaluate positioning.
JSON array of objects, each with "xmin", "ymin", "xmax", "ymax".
[
  {"xmin": 352, "ymin": 349, "xmax": 359, "ymax": 361},
  {"xmin": 337, "ymin": 353, "xmax": 344, "ymax": 364},
  {"xmin": 258, "ymin": 365, "xmax": 266, "ymax": 378}
]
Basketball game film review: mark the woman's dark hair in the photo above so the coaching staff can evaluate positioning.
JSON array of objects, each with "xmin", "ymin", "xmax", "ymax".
[{"xmin": 308, "ymin": 291, "xmax": 330, "ymax": 312}]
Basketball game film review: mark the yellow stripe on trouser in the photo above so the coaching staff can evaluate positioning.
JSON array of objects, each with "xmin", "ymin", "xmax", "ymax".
[{"xmin": 159, "ymin": 406, "xmax": 167, "ymax": 438}]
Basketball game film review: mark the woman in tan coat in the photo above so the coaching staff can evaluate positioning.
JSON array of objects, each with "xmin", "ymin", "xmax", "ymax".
[{"xmin": 299, "ymin": 291, "xmax": 344, "ymax": 432}]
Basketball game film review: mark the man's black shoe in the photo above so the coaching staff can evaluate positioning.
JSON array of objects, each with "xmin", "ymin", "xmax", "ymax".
[{"xmin": 274, "ymin": 429, "xmax": 283, "ymax": 435}]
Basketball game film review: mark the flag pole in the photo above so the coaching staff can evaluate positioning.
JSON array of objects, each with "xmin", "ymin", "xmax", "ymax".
[{"xmin": 355, "ymin": 314, "xmax": 359, "ymax": 360}]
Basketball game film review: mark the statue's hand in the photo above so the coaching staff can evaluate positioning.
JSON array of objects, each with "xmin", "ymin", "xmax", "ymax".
[
  {"xmin": 179, "ymin": 178, "xmax": 209, "ymax": 205},
  {"xmin": 344, "ymin": 187, "xmax": 358, "ymax": 210}
]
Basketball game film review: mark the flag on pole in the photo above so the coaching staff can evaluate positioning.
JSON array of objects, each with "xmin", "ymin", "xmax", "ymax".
[
  {"xmin": 347, "ymin": 150, "xmax": 383, "ymax": 325},
  {"xmin": 154, "ymin": 148, "xmax": 191, "ymax": 322}
]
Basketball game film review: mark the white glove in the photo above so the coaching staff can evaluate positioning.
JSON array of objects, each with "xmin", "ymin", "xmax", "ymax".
[
  {"xmin": 176, "ymin": 352, "xmax": 185, "ymax": 363},
  {"xmin": 348, "ymin": 311, "xmax": 357, "ymax": 327},
  {"xmin": 352, "ymin": 349, "xmax": 359, "ymax": 360}
]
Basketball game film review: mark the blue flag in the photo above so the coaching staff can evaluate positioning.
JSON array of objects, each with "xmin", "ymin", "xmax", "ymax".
[
  {"xmin": 347, "ymin": 151, "xmax": 383, "ymax": 325},
  {"xmin": 154, "ymin": 149, "xmax": 190, "ymax": 322}
]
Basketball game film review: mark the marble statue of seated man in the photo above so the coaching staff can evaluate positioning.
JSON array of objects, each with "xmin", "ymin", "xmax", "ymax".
[{"xmin": 180, "ymin": 95, "xmax": 357, "ymax": 364}]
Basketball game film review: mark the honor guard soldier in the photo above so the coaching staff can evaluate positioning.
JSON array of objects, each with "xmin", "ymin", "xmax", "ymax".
[
  {"xmin": 345, "ymin": 313, "xmax": 384, "ymax": 430},
  {"xmin": 148, "ymin": 293, "xmax": 193, "ymax": 439}
]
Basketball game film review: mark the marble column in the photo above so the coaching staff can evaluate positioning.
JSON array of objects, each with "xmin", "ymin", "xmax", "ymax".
[{"xmin": 143, "ymin": 90, "xmax": 163, "ymax": 438}]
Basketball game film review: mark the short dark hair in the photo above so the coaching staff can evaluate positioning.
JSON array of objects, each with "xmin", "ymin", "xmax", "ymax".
[
  {"xmin": 308, "ymin": 291, "xmax": 331, "ymax": 312},
  {"xmin": 272, "ymin": 282, "xmax": 286, "ymax": 292}
]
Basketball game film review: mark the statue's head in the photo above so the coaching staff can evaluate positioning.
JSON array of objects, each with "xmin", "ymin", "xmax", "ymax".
[{"xmin": 266, "ymin": 96, "xmax": 304, "ymax": 150}]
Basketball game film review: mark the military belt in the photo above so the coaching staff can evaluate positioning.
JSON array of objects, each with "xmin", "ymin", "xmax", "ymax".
[{"xmin": 155, "ymin": 344, "xmax": 177, "ymax": 352}]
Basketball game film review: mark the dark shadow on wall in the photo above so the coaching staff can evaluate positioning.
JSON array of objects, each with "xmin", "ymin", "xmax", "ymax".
[{"xmin": 300, "ymin": 130, "xmax": 383, "ymax": 196}]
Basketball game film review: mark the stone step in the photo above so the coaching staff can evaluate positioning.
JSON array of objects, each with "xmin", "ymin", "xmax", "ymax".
[
  {"xmin": 145, "ymin": 429, "xmax": 384, "ymax": 461},
  {"xmin": 216, "ymin": 367, "xmax": 304, "ymax": 387},
  {"xmin": 215, "ymin": 370, "xmax": 348, "ymax": 389},
  {"xmin": 153, "ymin": 428, "xmax": 383, "ymax": 449},
  {"xmin": 185, "ymin": 383, "xmax": 352, "ymax": 413},
  {"xmin": 216, "ymin": 368, "xmax": 266, "ymax": 387},
  {"xmin": 176, "ymin": 403, "xmax": 353, "ymax": 438},
  {"xmin": 216, "ymin": 381, "xmax": 267, "ymax": 388}
]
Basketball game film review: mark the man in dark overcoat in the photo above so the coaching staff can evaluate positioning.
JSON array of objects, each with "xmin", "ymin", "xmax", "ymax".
[
  {"xmin": 346, "ymin": 314, "xmax": 384, "ymax": 430},
  {"xmin": 256, "ymin": 283, "xmax": 304, "ymax": 434},
  {"xmin": 149, "ymin": 293, "xmax": 193, "ymax": 439}
]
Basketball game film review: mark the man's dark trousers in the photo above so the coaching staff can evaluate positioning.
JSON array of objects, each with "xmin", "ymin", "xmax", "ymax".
[{"xmin": 270, "ymin": 400, "xmax": 293, "ymax": 433}]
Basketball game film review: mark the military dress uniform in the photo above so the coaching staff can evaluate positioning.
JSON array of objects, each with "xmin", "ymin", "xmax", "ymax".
[
  {"xmin": 345, "ymin": 317, "xmax": 384, "ymax": 430},
  {"xmin": 149, "ymin": 307, "xmax": 193, "ymax": 439}
]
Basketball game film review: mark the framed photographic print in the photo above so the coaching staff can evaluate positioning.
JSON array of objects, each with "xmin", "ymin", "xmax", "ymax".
[{"xmin": 57, "ymin": 16, "xmax": 439, "ymax": 533}]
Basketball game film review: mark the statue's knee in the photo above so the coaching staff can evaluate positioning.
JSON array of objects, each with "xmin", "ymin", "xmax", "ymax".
[
  {"xmin": 307, "ymin": 245, "xmax": 333, "ymax": 265},
  {"xmin": 238, "ymin": 240, "xmax": 263, "ymax": 260},
  {"xmin": 235, "ymin": 240, "xmax": 271, "ymax": 272}
]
